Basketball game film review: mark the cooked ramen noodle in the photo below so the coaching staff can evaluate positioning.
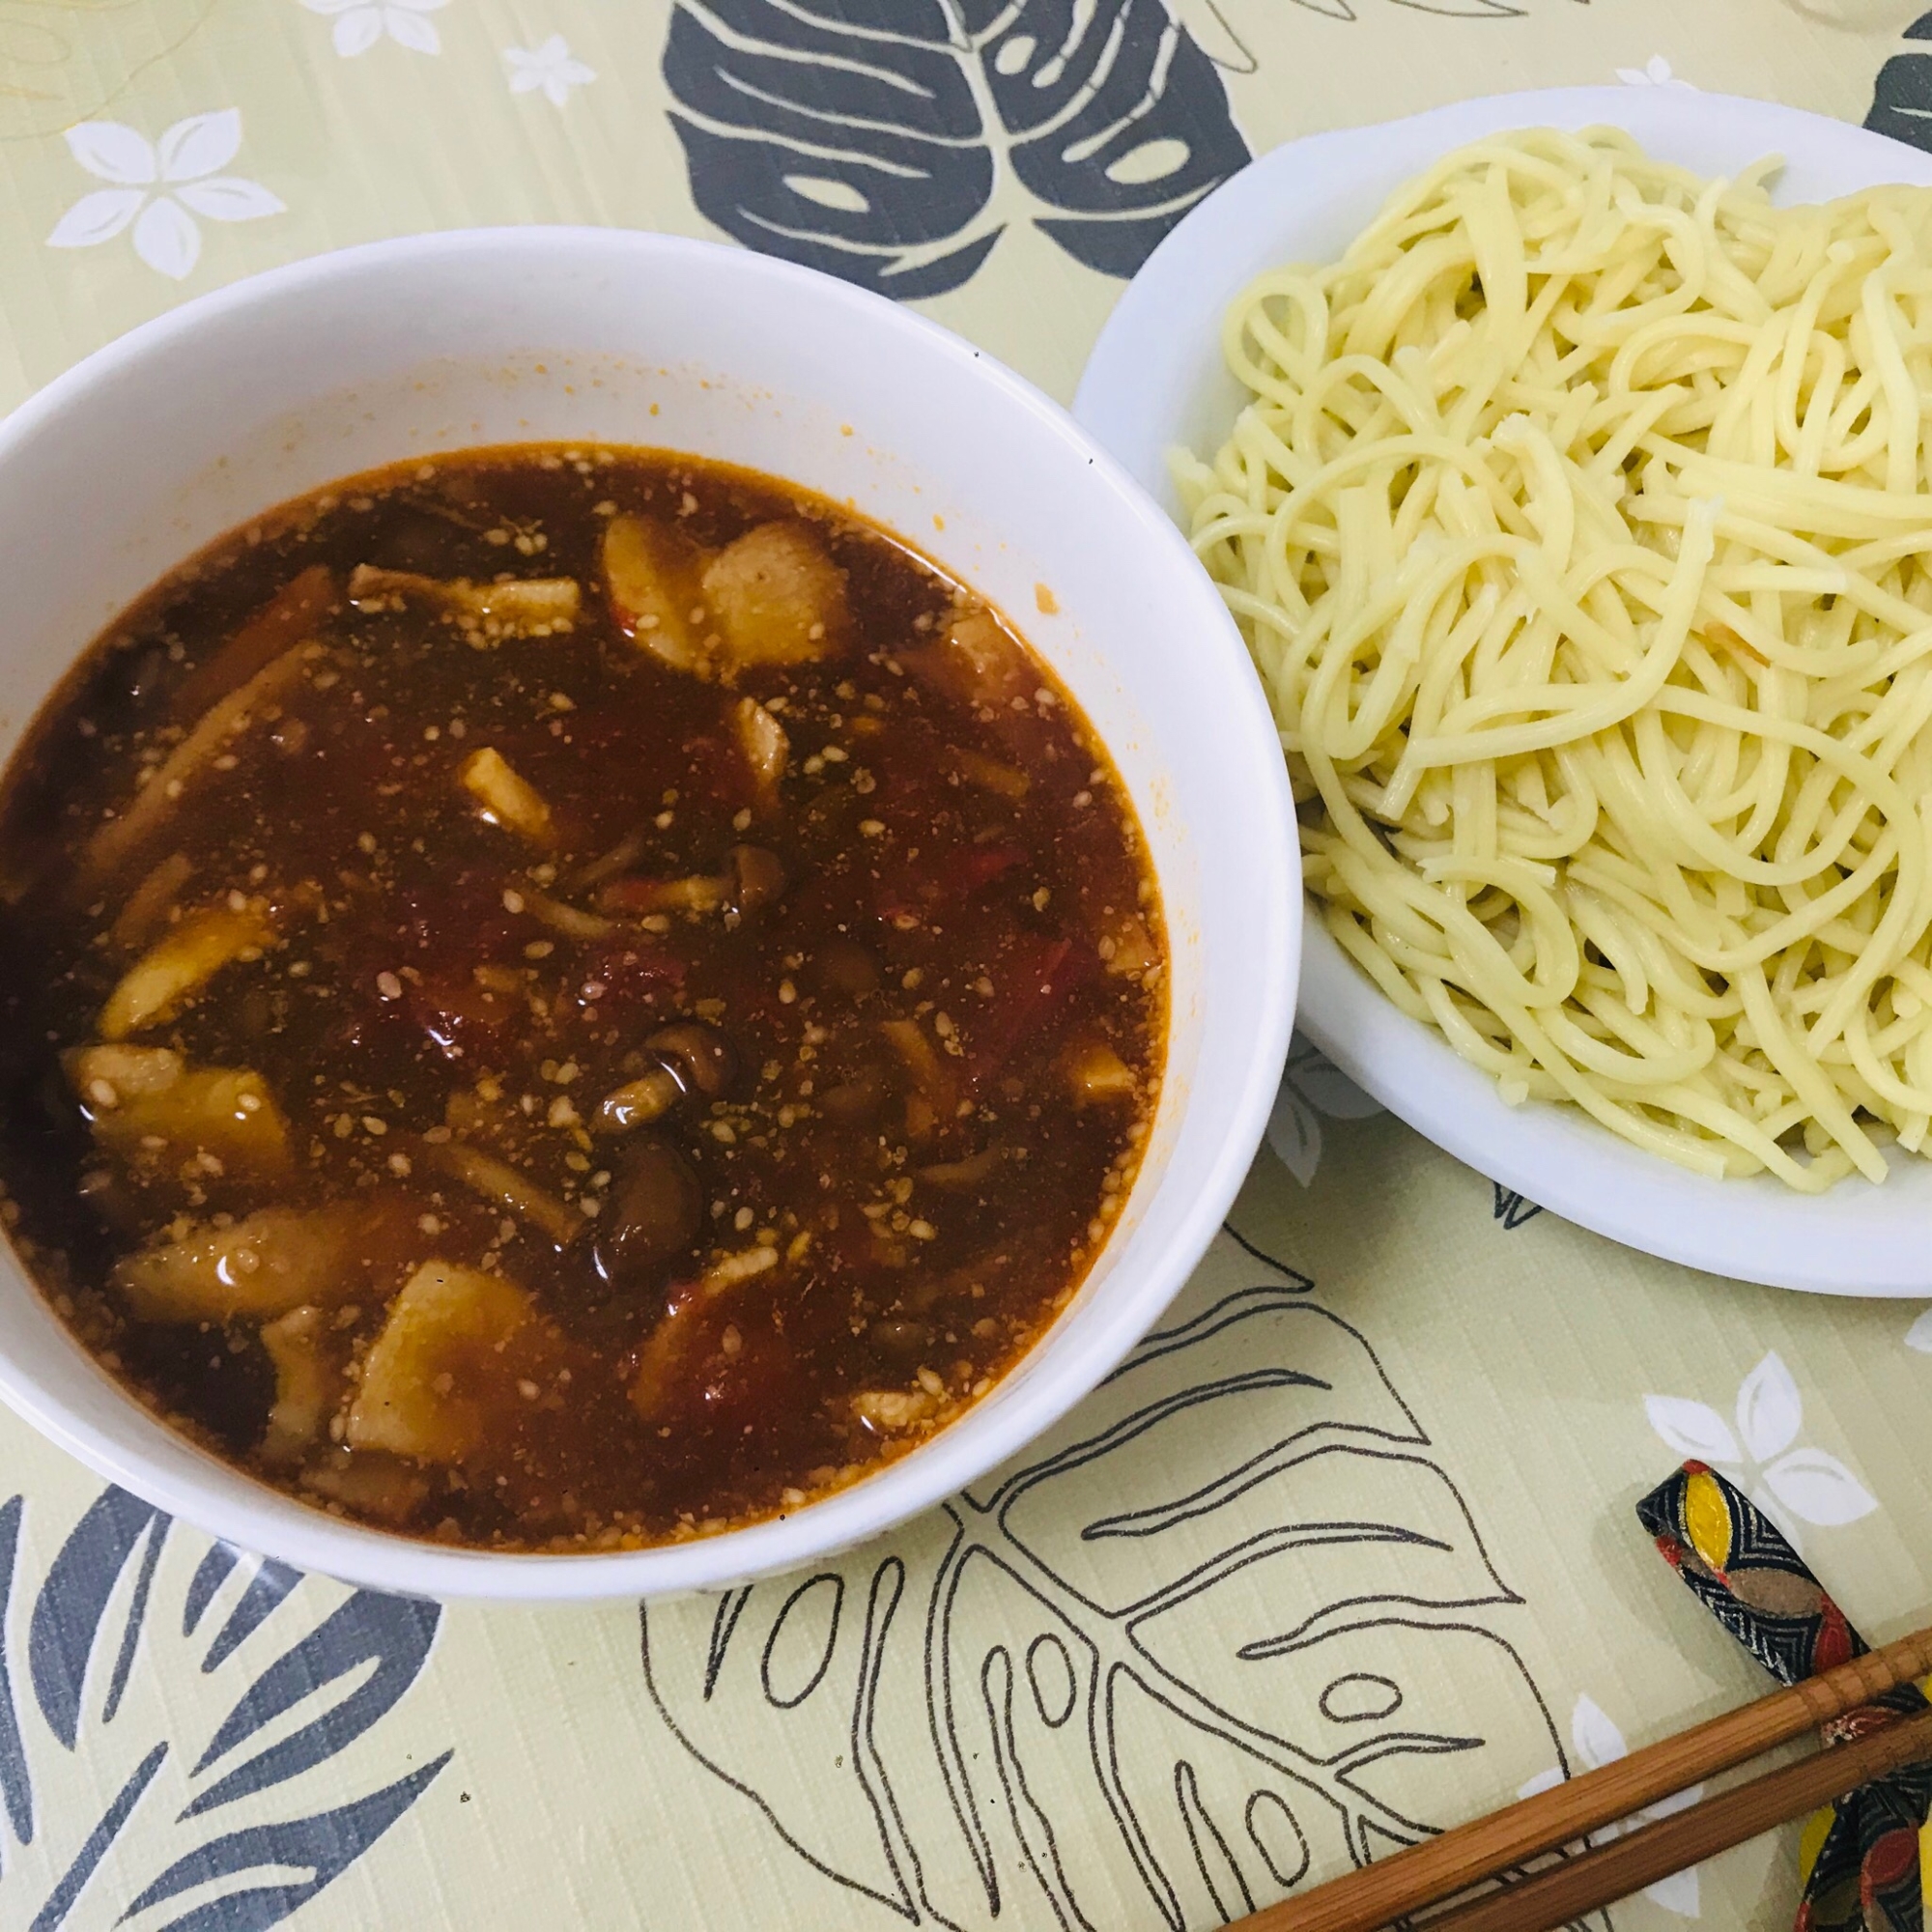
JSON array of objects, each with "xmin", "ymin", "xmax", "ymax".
[{"xmin": 1179, "ymin": 126, "xmax": 1932, "ymax": 1191}]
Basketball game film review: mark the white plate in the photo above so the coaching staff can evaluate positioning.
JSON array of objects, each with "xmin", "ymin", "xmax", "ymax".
[{"xmin": 1076, "ymin": 87, "xmax": 1932, "ymax": 1296}]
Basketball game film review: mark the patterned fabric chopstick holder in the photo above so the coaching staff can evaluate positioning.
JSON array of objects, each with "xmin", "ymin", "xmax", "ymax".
[{"xmin": 1636, "ymin": 1462, "xmax": 1932, "ymax": 1932}]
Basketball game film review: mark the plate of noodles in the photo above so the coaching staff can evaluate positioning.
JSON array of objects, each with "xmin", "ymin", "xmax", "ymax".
[{"xmin": 1078, "ymin": 87, "xmax": 1932, "ymax": 1294}]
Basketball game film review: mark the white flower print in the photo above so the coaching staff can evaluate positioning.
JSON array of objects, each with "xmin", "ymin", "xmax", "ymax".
[
  {"xmin": 1266, "ymin": 1034, "xmax": 1383, "ymax": 1187},
  {"xmin": 1906, "ymin": 1307, "xmax": 1932, "ymax": 1354},
  {"xmin": 46, "ymin": 110, "xmax": 283, "ymax": 282},
  {"xmin": 505, "ymin": 34, "xmax": 596, "ymax": 105},
  {"xmin": 1520, "ymin": 1695, "xmax": 1703, "ymax": 1917},
  {"xmin": 300, "ymin": 0, "xmax": 446, "ymax": 58},
  {"xmin": 1617, "ymin": 54, "xmax": 1695, "ymax": 89},
  {"xmin": 1644, "ymin": 1352, "xmax": 1876, "ymax": 1555}
]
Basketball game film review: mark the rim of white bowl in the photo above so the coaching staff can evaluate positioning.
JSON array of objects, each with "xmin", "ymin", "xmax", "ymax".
[
  {"xmin": 0, "ymin": 225, "xmax": 1299, "ymax": 1598},
  {"xmin": 1074, "ymin": 87, "xmax": 1932, "ymax": 1298}
]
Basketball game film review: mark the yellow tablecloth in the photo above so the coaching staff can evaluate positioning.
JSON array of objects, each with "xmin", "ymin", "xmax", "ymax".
[{"xmin": 4, "ymin": 5, "xmax": 1932, "ymax": 1927}]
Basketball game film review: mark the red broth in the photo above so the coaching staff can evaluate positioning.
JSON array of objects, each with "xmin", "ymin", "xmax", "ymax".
[{"xmin": 0, "ymin": 446, "xmax": 1166, "ymax": 1550}]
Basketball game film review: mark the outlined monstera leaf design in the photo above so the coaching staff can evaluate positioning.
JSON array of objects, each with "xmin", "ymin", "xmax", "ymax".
[
  {"xmin": 660, "ymin": 0, "xmax": 1253, "ymax": 298},
  {"xmin": 642, "ymin": 1228, "xmax": 1570, "ymax": 1928},
  {"xmin": 0, "ymin": 1485, "xmax": 447, "ymax": 1929}
]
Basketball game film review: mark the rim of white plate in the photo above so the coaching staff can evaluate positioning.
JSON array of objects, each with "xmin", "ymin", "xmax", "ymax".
[{"xmin": 1076, "ymin": 87, "xmax": 1932, "ymax": 1297}]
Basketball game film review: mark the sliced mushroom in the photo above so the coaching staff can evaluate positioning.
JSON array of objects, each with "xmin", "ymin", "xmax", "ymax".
[
  {"xmin": 259, "ymin": 1305, "xmax": 343, "ymax": 1464},
  {"xmin": 725, "ymin": 844, "xmax": 787, "ymax": 918},
  {"xmin": 1104, "ymin": 913, "xmax": 1158, "ymax": 977},
  {"xmin": 299, "ymin": 1448, "xmax": 430, "ymax": 1523},
  {"xmin": 947, "ymin": 746, "xmax": 1030, "ymax": 800},
  {"xmin": 110, "ymin": 1202, "xmax": 392, "ymax": 1321},
  {"xmin": 1063, "ymin": 1039, "xmax": 1136, "ymax": 1107},
  {"xmin": 629, "ymin": 1245, "xmax": 778, "ymax": 1417},
  {"xmin": 592, "ymin": 1066, "xmax": 680, "ymax": 1133},
  {"xmin": 818, "ymin": 1062, "xmax": 889, "ymax": 1127},
  {"xmin": 602, "ymin": 513, "xmax": 708, "ymax": 672},
  {"xmin": 701, "ymin": 522, "xmax": 851, "ymax": 667},
  {"xmin": 170, "ymin": 564, "xmax": 334, "ymax": 723},
  {"xmin": 918, "ymin": 1145, "xmax": 1007, "ymax": 1187},
  {"xmin": 348, "ymin": 564, "xmax": 580, "ymax": 635},
  {"xmin": 346, "ymin": 1259, "xmax": 534, "ymax": 1462},
  {"xmin": 83, "ymin": 1064, "xmax": 294, "ymax": 1194},
  {"xmin": 524, "ymin": 890, "xmax": 621, "ymax": 940}
]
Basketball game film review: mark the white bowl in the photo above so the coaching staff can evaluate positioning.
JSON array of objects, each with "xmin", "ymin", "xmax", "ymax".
[
  {"xmin": 0, "ymin": 229, "xmax": 1297, "ymax": 1598},
  {"xmin": 1076, "ymin": 87, "xmax": 1932, "ymax": 1297}
]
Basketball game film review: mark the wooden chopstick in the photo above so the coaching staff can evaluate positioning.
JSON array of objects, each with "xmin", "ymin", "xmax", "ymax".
[
  {"xmin": 1417, "ymin": 1700, "xmax": 1932, "ymax": 1932},
  {"xmin": 1239, "ymin": 1619, "xmax": 1932, "ymax": 1932}
]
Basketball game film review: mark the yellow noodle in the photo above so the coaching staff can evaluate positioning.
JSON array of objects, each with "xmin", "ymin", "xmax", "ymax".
[{"xmin": 1177, "ymin": 126, "xmax": 1932, "ymax": 1188}]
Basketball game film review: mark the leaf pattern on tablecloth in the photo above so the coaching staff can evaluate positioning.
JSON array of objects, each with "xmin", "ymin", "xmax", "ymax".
[
  {"xmin": 642, "ymin": 1226, "xmax": 1569, "ymax": 1927},
  {"xmin": 1643, "ymin": 1353, "xmax": 1877, "ymax": 1556},
  {"xmin": 659, "ymin": 0, "xmax": 1251, "ymax": 299},
  {"xmin": 1265, "ymin": 1037, "xmax": 1382, "ymax": 1187},
  {"xmin": 0, "ymin": 1485, "xmax": 447, "ymax": 1929},
  {"xmin": 1864, "ymin": 11, "xmax": 1932, "ymax": 151}
]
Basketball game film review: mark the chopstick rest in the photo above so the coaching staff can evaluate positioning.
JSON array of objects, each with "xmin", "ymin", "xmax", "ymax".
[{"xmin": 1637, "ymin": 1462, "xmax": 1932, "ymax": 1931}]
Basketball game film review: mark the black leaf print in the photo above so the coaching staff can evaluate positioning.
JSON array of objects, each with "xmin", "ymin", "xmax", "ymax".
[
  {"xmin": 661, "ymin": 0, "xmax": 1251, "ymax": 299},
  {"xmin": 31, "ymin": 1741, "xmax": 166, "ymax": 1932},
  {"xmin": 182, "ymin": 1544, "xmax": 239, "ymax": 1637},
  {"xmin": 28, "ymin": 1487, "xmax": 165, "ymax": 1749},
  {"xmin": 643, "ymin": 1228, "xmax": 1567, "ymax": 1927},
  {"xmin": 1491, "ymin": 1183, "xmax": 1543, "ymax": 1231},
  {"xmin": 197, "ymin": 1559, "xmax": 300, "ymax": 1674},
  {"xmin": 185, "ymin": 1592, "xmax": 441, "ymax": 1816},
  {"xmin": 0, "ymin": 1498, "xmax": 32, "ymax": 1861},
  {"xmin": 0, "ymin": 1484, "xmax": 446, "ymax": 1931},
  {"xmin": 1866, "ymin": 12, "xmax": 1932, "ymax": 153},
  {"xmin": 122, "ymin": 1753, "xmax": 452, "ymax": 1932}
]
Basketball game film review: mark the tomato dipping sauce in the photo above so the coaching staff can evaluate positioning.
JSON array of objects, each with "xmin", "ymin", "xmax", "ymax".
[{"xmin": 0, "ymin": 444, "xmax": 1166, "ymax": 1549}]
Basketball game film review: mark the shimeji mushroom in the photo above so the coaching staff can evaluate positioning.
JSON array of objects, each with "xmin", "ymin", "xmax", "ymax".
[
  {"xmin": 732, "ymin": 696, "xmax": 789, "ymax": 809},
  {"xmin": 458, "ymin": 746, "xmax": 556, "ymax": 847},
  {"xmin": 347, "ymin": 564, "xmax": 580, "ymax": 637}
]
